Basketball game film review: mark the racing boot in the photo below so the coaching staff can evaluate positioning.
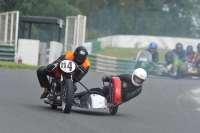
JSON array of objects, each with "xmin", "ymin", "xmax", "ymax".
[
  {"xmin": 44, "ymin": 98, "xmax": 50, "ymax": 104},
  {"xmin": 40, "ymin": 88, "xmax": 49, "ymax": 99}
]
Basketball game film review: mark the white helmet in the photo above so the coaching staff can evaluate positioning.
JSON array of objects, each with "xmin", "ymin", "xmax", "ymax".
[{"xmin": 131, "ymin": 68, "xmax": 147, "ymax": 86}]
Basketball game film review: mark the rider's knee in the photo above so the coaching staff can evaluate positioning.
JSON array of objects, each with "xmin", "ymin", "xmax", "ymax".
[{"xmin": 37, "ymin": 66, "xmax": 47, "ymax": 74}]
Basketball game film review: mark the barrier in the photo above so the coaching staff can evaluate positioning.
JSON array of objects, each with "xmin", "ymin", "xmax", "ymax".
[
  {"xmin": 0, "ymin": 11, "xmax": 19, "ymax": 61},
  {"xmin": 98, "ymin": 35, "xmax": 200, "ymax": 51},
  {"xmin": 18, "ymin": 39, "xmax": 40, "ymax": 66},
  {"xmin": 0, "ymin": 44, "xmax": 15, "ymax": 61},
  {"xmin": 116, "ymin": 58, "xmax": 134, "ymax": 74},
  {"xmin": 88, "ymin": 54, "xmax": 134, "ymax": 75}
]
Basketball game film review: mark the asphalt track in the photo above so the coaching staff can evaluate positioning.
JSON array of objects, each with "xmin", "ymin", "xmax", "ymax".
[{"xmin": 0, "ymin": 68, "xmax": 200, "ymax": 133}]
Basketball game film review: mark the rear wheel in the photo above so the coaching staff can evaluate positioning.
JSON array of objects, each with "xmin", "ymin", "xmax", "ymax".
[
  {"xmin": 61, "ymin": 79, "xmax": 73, "ymax": 114},
  {"xmin": 109, "ymin": 105, "xmax": 119, "ymax": 115}
]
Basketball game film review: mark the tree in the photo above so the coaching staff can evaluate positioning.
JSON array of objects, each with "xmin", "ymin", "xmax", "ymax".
[
  {"xmin": 68, "ymin": 0, "xmax": 109, "ymax": 15},
  {"xmin": 0, "ymin": 0, "xmax": 23, "ymax": 12},
  {"xmin": 0, "ymin": 0, "xmax": 81, "ymax": 19}
]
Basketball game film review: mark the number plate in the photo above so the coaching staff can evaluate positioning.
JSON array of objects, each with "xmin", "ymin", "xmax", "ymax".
[
  {"xmin": 139, "ymin": 58, "xmax": 147, "ymax": 61},
  {"xmin": 60, "ymin": 60, "xmax": 76, "ymax": 73}
]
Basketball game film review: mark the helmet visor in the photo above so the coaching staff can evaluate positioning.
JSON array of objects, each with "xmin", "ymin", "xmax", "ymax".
[
  {"xmin": 149, "ymin": 48, "xmax": 156, "ymax": 53},
  {"xmin": 133, "ymin": 75, "xmax": 144, "ymax": 84},
  {"xmin": 75, "ymin": 53, "xmax": 86, "ymax": 64},
  {"xmin": 176, "ymin": 47, "xmax": 182, "ymax": 52}
]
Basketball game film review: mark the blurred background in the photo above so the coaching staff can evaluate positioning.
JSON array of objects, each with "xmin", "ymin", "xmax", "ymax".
[
  {"xmin": 1, "ymin": 0, "xmax": 200, "ymax": 74},
  {"xmin": 1, "ymin": 0, "xmax": 200, "ymax": 42}
]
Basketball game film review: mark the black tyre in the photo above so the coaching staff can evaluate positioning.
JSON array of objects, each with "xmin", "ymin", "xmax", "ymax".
[
  {"xmin": 61, "ymin": 79, "xmax": 73, "ymax": 114},
  {"xmin": 50, "ymin": 80, "xmax": 58, "ymax": 109},
  {"xmin": 109, "ymin": 105, "xmax": 119, "ymax": 115}
]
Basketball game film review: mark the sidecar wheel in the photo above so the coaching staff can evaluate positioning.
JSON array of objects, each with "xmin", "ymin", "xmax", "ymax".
[
  {"xmin": 109, "ymin": 105, "xmax": 119, "ymax": 115},
  {"xmin": 62, "ymin": 79, "xmax": 73, "ymax": 114}
]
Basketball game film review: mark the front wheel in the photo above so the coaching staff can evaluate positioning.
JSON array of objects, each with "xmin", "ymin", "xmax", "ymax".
[
  {"xmin": 61, "ymin": 79, "xmax": 73, "ymax": 114},
  {"xmin": 109, "ymin": 105, "xmax": 119, "ymax": 115},
  {"xmin": 50, "ymin": 80, "xmax": 58, "ymax": 109}
]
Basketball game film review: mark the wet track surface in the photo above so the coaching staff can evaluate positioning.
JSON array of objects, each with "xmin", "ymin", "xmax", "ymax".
[{"xmin": 0, "ymin": 68, "xmax": 200, "ymax": 133}]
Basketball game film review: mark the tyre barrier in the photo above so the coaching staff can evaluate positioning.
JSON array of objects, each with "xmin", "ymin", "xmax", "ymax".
[{"xmin": 0, "ymin": 44, "xmax": 15, "ymax": 61}]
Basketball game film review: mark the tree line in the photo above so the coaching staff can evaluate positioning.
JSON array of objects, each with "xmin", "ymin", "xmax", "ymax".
[{"xmin": 1, "ymin": 0, "xmax": 200, "ymax": 40}]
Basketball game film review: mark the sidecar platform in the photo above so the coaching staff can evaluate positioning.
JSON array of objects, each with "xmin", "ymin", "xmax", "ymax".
[
  {"xmin": 73, "ymin": 93, "xmax": 121, "ymax": 109},
  {"xmin": 74, "ymin": 94, "xmax": 109, "ymax": 109},
  {"xmin": 44, "ymin": 93, "xmax": 115, "ymax": 109}
]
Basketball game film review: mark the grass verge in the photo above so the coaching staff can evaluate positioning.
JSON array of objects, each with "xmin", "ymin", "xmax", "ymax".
[
  {"xmin": 0, "ymin": 61, "xmax": 39, "ymax": 70},
  {"xmin": 95, "ymin": 47, "xmax": 169, "ymax": 61}
]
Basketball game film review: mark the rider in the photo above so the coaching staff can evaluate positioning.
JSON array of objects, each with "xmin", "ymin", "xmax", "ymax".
[
  {"xmin": 74, "ymin": 68, "xmax": 147, "ymax": 103},
  {"xmin": 165, "ymin": 51, "xmax": 187, "ymax": 78},
  {"xmin": 37, "ymin": 46, "xmax": 90, "ymax": 99},
  {"xmin": 147, "ymin": 42, "xmax": 159, "ymax": 62},
  {"xmin": 186, "ymin": 45, "xmax": 195, "ymax": 62},
  {"xmin": 172, "ymin": 43, "xmax": 187, "ymax": 62},
  {"xmin": 193, "ymin": 43, "xmax": 200, "ymax": 72}
]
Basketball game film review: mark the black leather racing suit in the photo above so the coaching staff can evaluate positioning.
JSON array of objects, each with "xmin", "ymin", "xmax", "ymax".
[
  {"xmin": 75, "ymin": 74, "xmax": 142, "ymax": 103},
  {"xmin": 147, "ymin": 49, "xmax": 159, "ymax": 62},
  {"xmin": 112, "ymin": 74, "xmax": 142, "ymax": 102},
  {"xmin": 37, "ymin": 55, "xmax": 89, "ymax": 89}
]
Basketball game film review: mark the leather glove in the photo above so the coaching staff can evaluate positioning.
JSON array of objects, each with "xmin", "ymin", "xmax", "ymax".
[
  {"xmin": 102, "ymin": 75, "xmax": 114, "ymax": 82},
  {"xmin": 122, "ymin": 82, "xmax": 127, "ymax": 89},
  {"xmin": 102, "ymin": 75, "xmax": 107, "ymax": 81},
  {"xmin": 47, "ymin": 64, "xmax": 56, "ymax": 71},
  {"xmin": 78, "ymin": 65, "xmax": 85, "ymax": 73},
  {"xmin": 102, "ymin": 75, "xmax": 112, "ymax": 81}
]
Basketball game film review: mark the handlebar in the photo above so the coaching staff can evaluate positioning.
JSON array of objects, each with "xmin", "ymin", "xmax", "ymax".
[
  {"xmin": 76, "ymin": 65, "xmax": 84, "ymax": 73},
  {"xmin": 51, "ymin": 63, "xmax": 58, "ymax": 71}
]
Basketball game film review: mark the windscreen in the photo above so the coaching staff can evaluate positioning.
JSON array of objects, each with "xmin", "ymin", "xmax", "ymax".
[{"xmin": 135, "ymin": 50, "xmax": 152, "ymax": 63}]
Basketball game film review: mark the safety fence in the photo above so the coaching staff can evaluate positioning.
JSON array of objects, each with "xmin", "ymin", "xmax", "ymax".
[
  {"xmin": 0, "ymin": 44, "xmax": 15, "ymax": 61},
  {"xmin": 88, "ymin": 54, "xmax": 134, "ymax": 75}
]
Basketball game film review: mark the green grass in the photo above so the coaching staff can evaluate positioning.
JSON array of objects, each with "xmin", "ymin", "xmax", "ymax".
[
  {"xmin": 0, "ymin": 61, "xmax": 39, "ymax": 70},
  {"xmin": 95, "ymin": 47, "xmax": 169, "ymax": 61}
]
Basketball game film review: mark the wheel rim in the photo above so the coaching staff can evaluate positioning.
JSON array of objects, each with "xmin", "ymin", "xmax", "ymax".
[
  {"xmin": 62, "ymin": 88, "xmax": 66, "ymax": 111},
  {"xmin": 50, "ymin": 81, "xmax": 56, "ymax": 105},
  {"xmin": 62, "ymin": 101, "xmax": 65, "ymax": 110}
]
